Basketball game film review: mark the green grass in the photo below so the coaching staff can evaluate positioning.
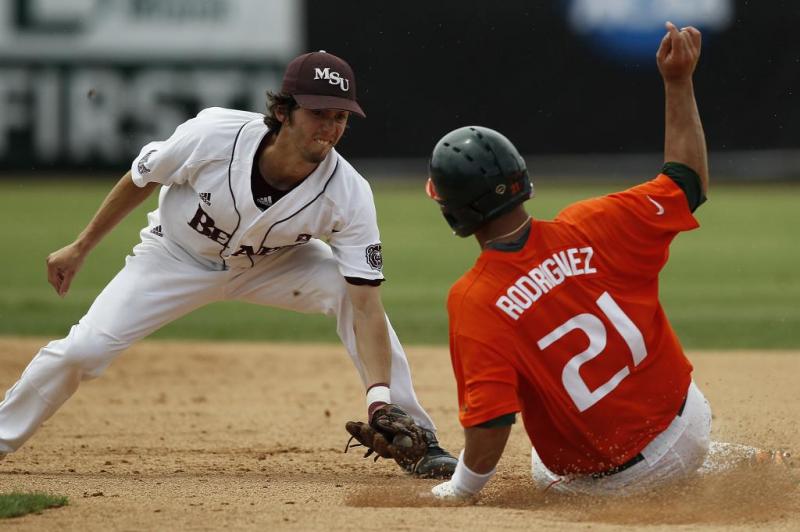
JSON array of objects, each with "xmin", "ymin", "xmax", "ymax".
[
  {"xmin": 0, "ymin": 492, "xmax": 68, "ymax": 519},
  {"xmin": 0, "ymin": 178, "xmax": 798, "ymax": 348}
]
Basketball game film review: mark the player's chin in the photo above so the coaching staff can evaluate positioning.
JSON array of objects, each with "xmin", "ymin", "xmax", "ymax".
[{"xmin": 303, "ymin": 145, "xmax": 332, "ymax": 164}]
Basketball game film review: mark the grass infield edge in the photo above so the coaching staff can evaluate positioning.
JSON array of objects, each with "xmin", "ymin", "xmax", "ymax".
[{"xmin": 0, "ymin": 492, "xmax": 69, "ymax": 519}]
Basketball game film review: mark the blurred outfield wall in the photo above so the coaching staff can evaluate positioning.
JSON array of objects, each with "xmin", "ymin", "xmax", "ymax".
[
  {"xmin": 0, "ymin": 0, "xmax": 301, "ymax": 170},
  {"xmin": 0, "ymin": 0, "xmax": 798, "ymax": 180}
]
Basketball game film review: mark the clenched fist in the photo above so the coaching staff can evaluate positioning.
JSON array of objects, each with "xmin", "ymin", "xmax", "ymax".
[
  {"xmin": 657, "ymin": 21, "xmax": 702, "ymax": 83},
  {"xmin": 46, "ymin": 242, "xmax": 88, "ymax": 297}
]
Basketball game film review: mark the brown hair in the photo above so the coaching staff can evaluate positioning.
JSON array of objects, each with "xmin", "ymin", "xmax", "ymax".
[{"xmin": 264, "ymin": 91, "xmax": 299, "ymax": 132}]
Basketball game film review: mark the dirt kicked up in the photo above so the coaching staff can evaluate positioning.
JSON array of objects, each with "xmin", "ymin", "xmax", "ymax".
[{"xmin": 0, "ymin": 338, "xmax": 798, "ymax": 531}]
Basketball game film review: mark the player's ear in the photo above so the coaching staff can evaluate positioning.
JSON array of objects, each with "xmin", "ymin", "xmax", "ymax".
[
  {"xmin": 279, "ymin": 106, "xmax": 297, "ymax": 126},
  {"xmin": 275, "ymin": 105, "xmax": 289, "ymax": 124}
]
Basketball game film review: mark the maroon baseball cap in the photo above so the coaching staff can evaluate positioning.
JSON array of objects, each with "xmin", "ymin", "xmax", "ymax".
[{"xmin": 281, "ymin": 50, "xmax": 366, "ymax": 118}]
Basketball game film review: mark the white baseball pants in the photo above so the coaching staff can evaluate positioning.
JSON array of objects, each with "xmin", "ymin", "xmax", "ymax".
[
  {"xmin": 0, "ymin": 237, "xmax": 435, "ymax": 453},
  {"xmin": 531, "ymin": 381, "xmax": 713, "ymax": 495}
]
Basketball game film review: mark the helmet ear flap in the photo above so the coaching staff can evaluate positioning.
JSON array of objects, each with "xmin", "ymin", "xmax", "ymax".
[
  {"xmin": 441, "ymin": 204, "xmax": 485, "ymax": 237},
  {"xmin": 428, "ymin": 126, "xmax": 532, "ymax": 237}
]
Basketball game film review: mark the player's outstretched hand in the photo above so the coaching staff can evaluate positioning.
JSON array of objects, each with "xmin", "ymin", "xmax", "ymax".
[
  {"xmin": 46, "ymin": 242, "xmax": 88, "ymax": 297},
  {"xmin": 656, "ymin": 21, "xmax": 702, "ymax": 83}
]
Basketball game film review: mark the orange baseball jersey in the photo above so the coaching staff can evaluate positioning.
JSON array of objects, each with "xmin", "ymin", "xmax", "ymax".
[{"xmin": 448, "ymin": 173, "xmax": 699, "ymax": 475}]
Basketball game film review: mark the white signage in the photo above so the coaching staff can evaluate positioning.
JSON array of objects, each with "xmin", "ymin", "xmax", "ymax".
[
  {"xmin": 0, "ymin": 67, "xmax": 283, "ymax": 163},
  {"xmin": 567, "ymin": 0, "xmax": 734, "ymax": 32},
  {"xmin": 0, "ymin": 0, "xmax": 301, "ymax": 165},
  {"xmin": 0, "ymin": 0, "xmax": 302, "ymax": 61}
]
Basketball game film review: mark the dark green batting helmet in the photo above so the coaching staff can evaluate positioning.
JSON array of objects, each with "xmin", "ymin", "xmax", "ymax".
[{"xmin": 426, "ymin": 126, "xmax": 533, "ymax": 237}]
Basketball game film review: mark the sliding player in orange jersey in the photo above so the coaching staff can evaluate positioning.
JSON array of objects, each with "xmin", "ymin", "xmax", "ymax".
[{"xmin": 424, "ymin": 23, "xmax": 787, "ymax": 500}]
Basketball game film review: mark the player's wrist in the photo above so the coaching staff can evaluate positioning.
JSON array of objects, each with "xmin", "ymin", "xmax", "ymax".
[
  {"xmin": 71, "ymin": 235, "xmax": 96, "ymax": 255},
  {"xmin": 663, "ymin": 78, "xmax": 694, "ymax": 92},
  {"xmin": 449, "ymin": 449, "xmax": 496, "ymax": 496},
  {"xmin": 366, "ymin": 383, "xmax": 391, "ymax": 422}
]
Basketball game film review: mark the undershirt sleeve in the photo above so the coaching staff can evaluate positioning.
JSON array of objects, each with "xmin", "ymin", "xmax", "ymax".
[
  {"xmin": 476, "ymin": 412, "xmax": 517, "ymax": 428},
  {"xmin": 344, "ymin": 277, "xmax": 384, "ymax": 286},
  {"xmin": 661, "ymin": 162, "xmax": 706, "ymax": 212}
]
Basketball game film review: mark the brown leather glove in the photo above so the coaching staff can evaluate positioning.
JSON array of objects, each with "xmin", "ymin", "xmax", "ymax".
[{"xmin": 345, "ymin": 404, "xmax": 428, "ymax": 469}]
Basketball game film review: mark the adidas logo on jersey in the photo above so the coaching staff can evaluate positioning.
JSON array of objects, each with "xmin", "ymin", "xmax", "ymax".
[
  {"xmin": 199, "ymin": 192, "xmax": 212, "ymax": 206},
  {"xmin": 256, "ymin": 196, "xmax": 273, "ymax": 208},
  {"xmin": 150, "ymin": 225, "xmax": 163, "ymax": 237}
]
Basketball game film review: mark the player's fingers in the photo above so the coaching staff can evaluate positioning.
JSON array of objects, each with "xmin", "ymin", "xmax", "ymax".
[
  {"xmin": 371, "ymin": 433, "xmax": 393, "ymax": 458},
  {"xmin": 682, "ymin": 30, "xmax": 699, "ymax": 62},
  {"xmin": 665, "ymin": 21, "xmax": 686, "ymax": 61},
  {"xmin": 656, "ymin": 30, "xmax": 672, "ymax": 61},
  {"xmin": 665, "ymin": 20, "xmax": 679, "ymax": 37},
  {"xmin": 683, "ymin": 26, "xmax": 702, "ymax": 54},
  {"xmin": 59, "ymin": 270, "xmax": 75, "ymax": 297},
  {"xmin": 46, "ymin": 258, "xmax": 61, "ymax": 292},
  {"xmin": 47, "ymin": 271, "xmax": 60, "ymax": 293},
  {"xmin": 682, "ymin": 25, "xmax": 701, "ymax": 38},
  {"xmin": 673, "ymin": 28, "xmax": 693, "ymax": 63},
  {"xmin": 675, "ymin": 29, "xmax": 690, "ymax": 54}
]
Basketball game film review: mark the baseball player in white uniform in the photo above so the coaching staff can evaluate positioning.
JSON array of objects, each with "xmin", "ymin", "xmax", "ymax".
[{"xmin": 0, "ymin": 51, "xmax": 457, "ymax": 478}]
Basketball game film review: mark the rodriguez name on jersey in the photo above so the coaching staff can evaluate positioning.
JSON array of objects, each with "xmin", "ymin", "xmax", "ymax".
[{"xmin": 496, "ymin": 246, "xmax": 597, "ymax": 320}]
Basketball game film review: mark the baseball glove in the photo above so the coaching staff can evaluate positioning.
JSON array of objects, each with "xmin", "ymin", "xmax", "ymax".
[{"xmin": 345, "ymin": 404, "xmax": 428, "ymax": 469}]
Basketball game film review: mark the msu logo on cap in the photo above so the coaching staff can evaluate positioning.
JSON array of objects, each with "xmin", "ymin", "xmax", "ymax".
[
  {"xmin": 313, "ymin": 67, "xmax": 350, "ymax": 92},
  {"xmin": 280, "ymin": 50, "xmax": 366, "ymax": 118}
]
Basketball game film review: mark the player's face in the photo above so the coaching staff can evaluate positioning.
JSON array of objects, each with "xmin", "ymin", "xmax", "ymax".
[{"xmin": 282, "ymin": 108, "xmax": 349, "ymax": 163}]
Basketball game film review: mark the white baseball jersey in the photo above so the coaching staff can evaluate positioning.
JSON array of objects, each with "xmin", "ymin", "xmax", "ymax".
[
  {"xmin": 130, "ymin": 107, "xmax": 385, "ymax": 280},
  {"xmin": 0, "ymin": 107, "xmax": 443, "ymax": 457}
]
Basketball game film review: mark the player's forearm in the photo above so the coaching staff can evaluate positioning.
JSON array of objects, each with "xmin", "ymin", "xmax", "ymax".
[
  {"xmin": 348, "ymin": 286, "xmax": 392, "ymax": 387},
  {"xmin": 433, "ymin": 425, "xmax": 510, "ymax": 499},
  {"xmin": 463, "ymin": 425, "xmax": 511, "ymax": 474},
  {"xmin": 664, "ymin": 80, "xmax": 709, "ymax": 193},
  {"xmin": 352, "ymin": 313, "xmax": 392, "ymax": 385},
  {"xmin": 73, "ymin": 171, "xmax": 158, "ymax": 253}
]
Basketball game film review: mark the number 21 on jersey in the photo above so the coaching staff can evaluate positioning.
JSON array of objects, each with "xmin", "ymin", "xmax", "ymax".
[{"xmin": 537, "ymin": 292, "xmax": 647, "ymax": 412}]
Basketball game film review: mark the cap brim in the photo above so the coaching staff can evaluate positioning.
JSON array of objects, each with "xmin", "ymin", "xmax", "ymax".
[{"xmin": 294, "ymin": 94, "xmax": 366, "ymax": 118}]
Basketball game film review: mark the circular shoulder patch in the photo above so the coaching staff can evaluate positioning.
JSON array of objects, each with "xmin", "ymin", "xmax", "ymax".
[{"xmin": 365, "ymin": 244, "xmax": 383, "ymax": 271}]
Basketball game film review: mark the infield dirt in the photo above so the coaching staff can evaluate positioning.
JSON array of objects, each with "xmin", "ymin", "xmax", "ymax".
[{"xmin": 0, "ymin": 338, "xmax": 797, "ymax": 531}]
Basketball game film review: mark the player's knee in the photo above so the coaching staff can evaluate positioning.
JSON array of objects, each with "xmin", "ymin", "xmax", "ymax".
[{"xmin": 47, "ymin": 324, "xmax": 124, "ymax": 376}]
